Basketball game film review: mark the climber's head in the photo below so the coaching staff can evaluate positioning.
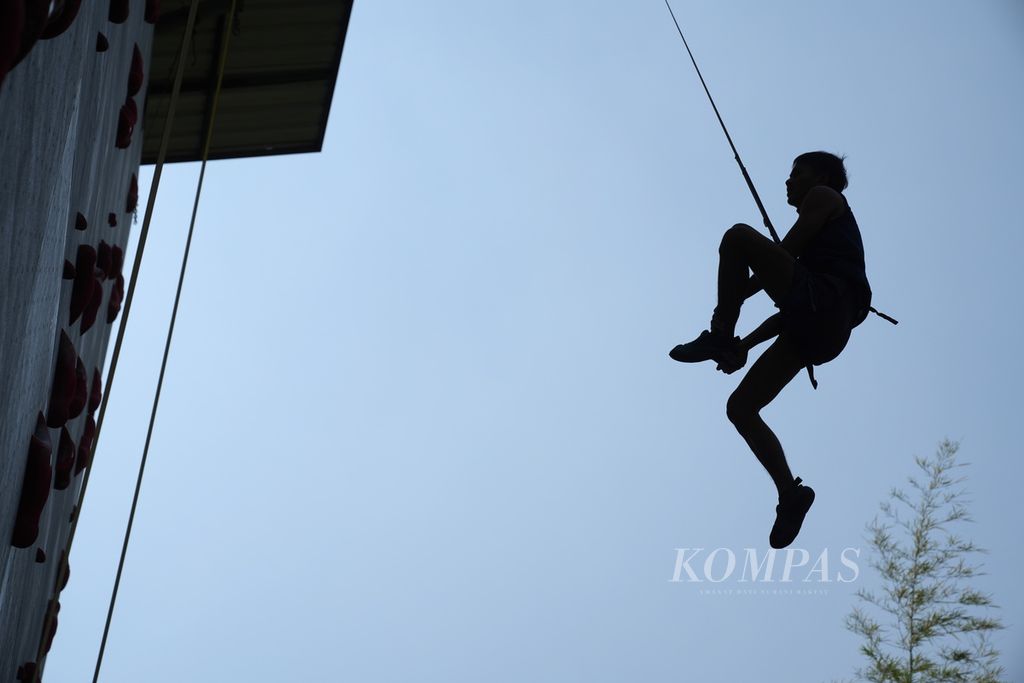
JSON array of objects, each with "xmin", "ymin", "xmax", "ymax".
[{"xmin": 787, "ymin": 151, "xmax": 847, "ymax": 207}]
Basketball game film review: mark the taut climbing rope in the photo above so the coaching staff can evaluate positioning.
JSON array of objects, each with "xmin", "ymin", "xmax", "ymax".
[{"xmin": 664, "ymin": 0, "xmax": 778, "ymax": 243}]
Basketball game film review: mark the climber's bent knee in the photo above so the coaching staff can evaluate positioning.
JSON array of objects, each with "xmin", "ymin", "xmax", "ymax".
[
  {"xmin": 720, "ymin": 223, "xmax": 758, "ymax": 251},
  {"xmin": 726, "ymin": 391, "xmax": 756, "ymax": 427}
]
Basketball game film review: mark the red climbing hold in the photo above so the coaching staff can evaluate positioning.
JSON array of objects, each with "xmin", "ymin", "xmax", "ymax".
[
  {"xmin": 57, "ymin": 553, "xmax": 71, "ymax": 590},
  {"xmin": 107, "ymin": 273, "xmax": 125, "ymax": 323},
  {"xmin": 13, "ymin": 0, "xmax": 50, "ymax": 68},
  {"xmin": 76, "ymin": 415, "xmax": 96, "ymax": 474},
  {"xmin": 111, "ymin": 245, "xmax": 124, "ymax": 278},
  {"xmin": 47, "ymin": 331, "xmax": 78, "ymax": 428},
  {"xmin": 96, "ymin": 32, "xmax": 109, "ymax": 52},
  {"xmin": 128, "ymin": 43, "xmax": 144, "ymax": 96},
  {"xmin": 71, "ymin": 274, "xmax": 96, "ymax": 325},
  {"xmin": 0, "ymin": 1, "xmax": 25, "ymax": 90},
  {"xmin": 80, "ymin": 277, "xmax": 103, "ymax": 334},
  {"xmin": 75, "ymin": 212, "xmax": 87, "ymax": 230},
  {"xmin": 96, "ymin": 240, "xmax": 112, "ymax": 280},
  {"xmin": 109, "ymin": 0, "xmax": 129, "ymax": 24},
  {"xmin": 54, "ymin": 427, "xmax": 75, "ymax": 490},
  {"xmin": 89, "ymin": 367, "xmax": 103, "ymax": 414},
  {"xmin": 16, "ymin": 662, "xmax": 37, "ymax": 683},
  {"xmin": 145, "ymin": 0, "xmax": 160, "ymax": 24},
  {"xmin": 115, "ymin": 97, "xmax": 138, "ymax": 149},
  {"xmin": 127, "ymin": 173, "xmax": 138, "ymax": 213},
  {"xmin": 69, "ymin": 244, "xmax": 97, "ymax": 324},
  {"xmin": 108, "ymin": 211, "xmax": 117, "ymax": 227},
  {"xmin": 68, "ymin": 357, "xmax": 87, "ymax": 419},
  {"xmin": 11, "ymin": 413, "xmax": 53, "ymax": 548},
  {"xmin": 63, "ymin": 259, "xmax": 76, "ymax": 279},
  {"xmin": 41, "ymin": 0, "xmax": 84, "ymax": 40},
  {"xmin": 42, "ymin": 600, "xmax": 59, "ymax": 653}
]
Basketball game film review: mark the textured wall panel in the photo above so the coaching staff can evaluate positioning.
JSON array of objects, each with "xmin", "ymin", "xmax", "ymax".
[{"xmin": 0, "ymin": 1, "xmax": 155, "ymax": 675}]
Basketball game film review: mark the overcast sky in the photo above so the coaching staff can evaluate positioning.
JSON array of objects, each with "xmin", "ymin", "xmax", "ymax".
[{"xmin": 47, "ymin": 1, "xmax": 1023, "ymax": 680}]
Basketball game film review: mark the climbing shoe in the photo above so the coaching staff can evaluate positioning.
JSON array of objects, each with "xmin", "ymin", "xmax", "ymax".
[
  {"xmin": 669, "ymin": 329, "xmax": 741, "ymax": 365},
  {"xmin": 769, "ymin": 477, "xmax": 815, "ymax": 549}
]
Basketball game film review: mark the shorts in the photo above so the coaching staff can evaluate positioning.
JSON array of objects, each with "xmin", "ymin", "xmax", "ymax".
[{"xmin": 779, "ymin": 264, "xmax": 856, "ymax": 366}]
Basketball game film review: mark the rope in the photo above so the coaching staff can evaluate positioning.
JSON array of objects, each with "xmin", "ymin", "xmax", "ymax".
[
  {"xmin": 91, "ymin": 4, "xmax": 237, "ymax": 681},
  {"xmin": 31, "ymin": 2, "xmax": 203, "ymax": 680},
  {"xmin": 663, "ymin": 0, "xmax": 779, "ymax": 243}
]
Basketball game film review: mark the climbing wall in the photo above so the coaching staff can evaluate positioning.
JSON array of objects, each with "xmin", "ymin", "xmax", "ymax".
[{"xmin": 0, "ymin": 1, "xmax": 157, "ymax": 677}]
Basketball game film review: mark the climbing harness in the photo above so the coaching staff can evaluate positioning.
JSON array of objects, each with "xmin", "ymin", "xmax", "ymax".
[{"xmin": 663, "ymin": 1, "xmax": 897, "ymax": 388}]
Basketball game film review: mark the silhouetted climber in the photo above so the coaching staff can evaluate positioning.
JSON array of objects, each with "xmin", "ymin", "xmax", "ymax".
[{"xmin": 670, "ymin": 152, "xmax": 872, "ymax": 549}]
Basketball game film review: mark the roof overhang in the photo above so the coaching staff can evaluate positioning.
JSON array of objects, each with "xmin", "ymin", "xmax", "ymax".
[{"xmin": 142, "ymin": 0, "xmax": 354, "ymax": 164}]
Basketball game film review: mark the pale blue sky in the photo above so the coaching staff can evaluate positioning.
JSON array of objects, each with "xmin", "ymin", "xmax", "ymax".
[{"xmin": 48, "ymin": 1, "xmax": 1023, "ymax": 680}]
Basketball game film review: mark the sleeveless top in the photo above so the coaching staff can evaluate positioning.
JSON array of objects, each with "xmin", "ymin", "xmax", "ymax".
[{"xmin": 797, "ymin": 196, "xmax": 872, "ymax": 326}]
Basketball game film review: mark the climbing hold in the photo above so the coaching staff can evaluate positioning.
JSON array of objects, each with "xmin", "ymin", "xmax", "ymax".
[
  {"xmin": 127, "ymin": 43, "xmax": 144, "ymax": 96},
  {"xmin": 63, "ymin": 259, "xmax": 75, "ymax": 279},
  {"xmin": 75, "ymin": 211, "xmax": 87, "ymax": 230},
  {"xmin": 107, "ymin": 273, "xmax": 124, "ymax": 323},
  {"xmin": 42, "ymin": 600, "xmax": 59, "ymax": 653},
  {"xmin": 68, "ymin": 357, "xmax": 88, "ymax": 419},
  {"xmin": 75, "ymin": 415, "xmax": 95, "ymax": 474},
  {"xmin": 35, "ymin": 548, "xmax": 46, "ymax": 563},
  {"xmin": 89, "ymin": 367, "xmax": 102, "ymax": 414},
  {"xmin": 108, "ymin": 0, "xmax": 129, "ymax": 24},
  {"xmin": 40, "ymin": 0, "xmax": 84, "ymax": 40},
  {"xmin": 96, "ymin": 240, "xmax": 112, "ymax": 279},
  {"xmin": 126, "ymin": 173, "xmax": 138, "ymax": 213},
  {"xmin": 0, "ymin": 1, "xmax": 25, "ymax": 90},
  {"xmin": 46, "ymin": 331, "xmax": 78, "ymax": 428},
  {"xmin": 80, "ymin": 278, "xmax": 103, "ymax": 334},
  {"xmin": 54, "ymin": 427, "xmax": 75, "ymax": 490},
  {"xmin": 13, "ymin": 0, "xmax": 50, "ymax": 68},
  {"xmin": 16, "ymin": 662, "xmax": 37, "ymax": 683},
  {"xmin": 11, "ymin": 413, "xmax": 53, "ymax": 548},
  {"xmin": 96, "ymin": 31, "xmax": 109, "ymax": 52},
  {"xmin": 110, "ymin": 245, "xmax": 124, "ymax": 278},
  {"xmin": 108, "ymin": 211, "xmax": 117, "ymax": 227},
  {"xmin": 145, "ymin": 0, "xmax": 160, "ymax": 24},
  {"xmin": 69, "ymin": 244, "xmax": 97, "ymax": 324},
  {"xmin": 56, "ymin": 552, "xmax": 70, "ymax": 590},
  {"xmin": 115, "ymin": 96, "xmax": 138, "ymax": 149}
]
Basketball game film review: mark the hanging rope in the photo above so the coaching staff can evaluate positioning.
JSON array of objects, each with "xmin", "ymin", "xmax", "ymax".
[
  {"xmin": 31, "ymin": 1, "xmax": 201, "ymax": 680},
  {"xmin": 664, "ymin": 0, "xmax": 779, "ymax": 243},
  {"xmin": 90, "ymin": 4, "xmax": 238, "ymax": 681}
]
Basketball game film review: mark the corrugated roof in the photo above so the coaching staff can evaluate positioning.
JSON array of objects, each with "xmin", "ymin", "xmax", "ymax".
[{"xmin": 142, "ymin": 0, "xmax": 353, "ymax": 164}]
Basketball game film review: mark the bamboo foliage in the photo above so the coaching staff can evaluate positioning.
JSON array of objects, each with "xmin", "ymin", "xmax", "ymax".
[{"xmin": 842, "ymin": 440, "xmax": 1005, "ymax": 683}]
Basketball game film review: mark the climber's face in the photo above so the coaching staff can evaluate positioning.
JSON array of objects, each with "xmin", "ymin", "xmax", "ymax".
[{"xmin": 785, "ymin": 162, "xmax": 827, "ymax": 208}]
